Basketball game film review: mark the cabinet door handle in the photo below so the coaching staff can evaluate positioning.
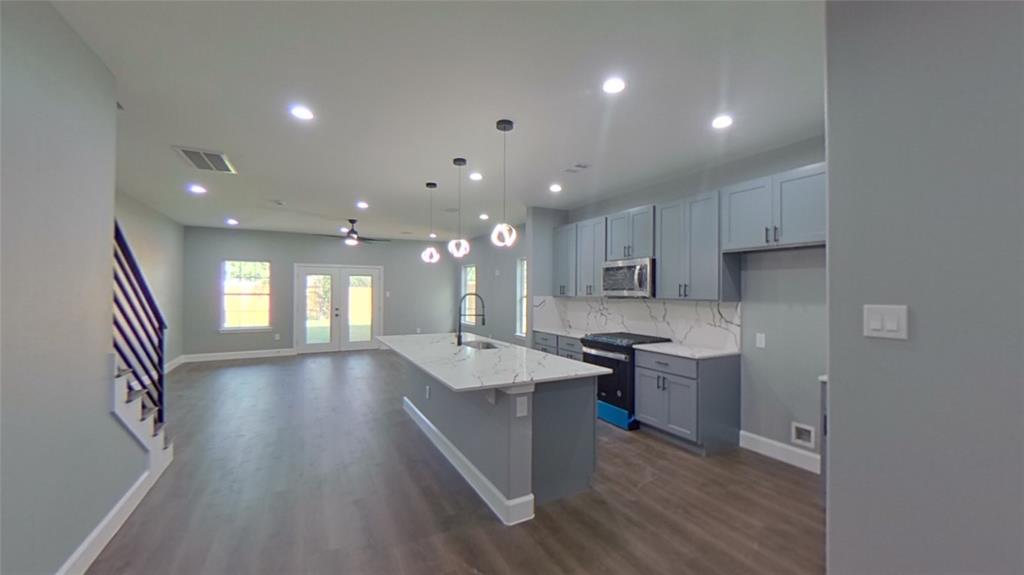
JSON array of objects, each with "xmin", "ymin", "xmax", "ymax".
[
  {"xmin": 773, "ymin": 226, "xmax": 779, "ymax": 242},
  {"xmin": 765, "ymin": 226, "xmax": 770, "ymax": 243},
  {"xmin": 655, "ymin": 360, "xmax": 670, "ymax": 367},
  {"xmin": 683, "ymin": 283, "xmax": 689, "ymax": 298},
  {"xmin": 678, "ymin": 284, "xmax": 682, "ymax": 297},
  {"xmin": 656, "ymin": 375, "xmax": 662, "ymax": 390}
]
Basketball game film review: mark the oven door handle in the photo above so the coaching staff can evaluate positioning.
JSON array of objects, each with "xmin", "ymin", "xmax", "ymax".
[{"xmin": 582, "ymin": 346, "xmax": 630, "ymax": 362}]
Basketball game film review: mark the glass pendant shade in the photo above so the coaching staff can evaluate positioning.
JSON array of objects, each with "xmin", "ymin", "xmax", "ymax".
[
  {"xmin": 490, "ymin": 223, "xmax": 517, "ymax": 247},
  {"xmin": 421, "ymin": 246, "xmax": 440, "ymax": 263},
  {"xmin": 447, "ymin": 238, "xmax": 470, "ymax": 258}
]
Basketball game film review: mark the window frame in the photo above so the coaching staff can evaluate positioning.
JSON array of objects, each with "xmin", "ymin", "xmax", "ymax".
[
  {"xmin": 461, "ymin": 264, "xmax": 477, "ymax": 326},
  {"xmin": 515, "ymin": 257, "xmax": 528, "ymax": 337},
  {"xmin": 220, "ymin": 260, "xmax": 272, "ymax": 332}
]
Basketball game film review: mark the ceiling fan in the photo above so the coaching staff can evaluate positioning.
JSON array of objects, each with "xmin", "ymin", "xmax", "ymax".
[{"xmin": 317, "ymin": 219, "xmax": 389, "ymax": 246}]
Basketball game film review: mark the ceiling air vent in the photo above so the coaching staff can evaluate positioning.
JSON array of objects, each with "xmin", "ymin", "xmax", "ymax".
[{"xmin": 175, "ymin": 146, "xmax": 237, "ymax": 174}]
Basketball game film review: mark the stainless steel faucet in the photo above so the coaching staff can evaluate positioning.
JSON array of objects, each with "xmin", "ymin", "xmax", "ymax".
[{"xmin": 457, "ymin": 292, "xmax": 486, "ymax": 346}]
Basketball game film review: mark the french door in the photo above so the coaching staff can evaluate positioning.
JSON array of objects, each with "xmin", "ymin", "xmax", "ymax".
[{"xmin": 294, "ymin": 265, "xmax": 382, "ymax": 353}]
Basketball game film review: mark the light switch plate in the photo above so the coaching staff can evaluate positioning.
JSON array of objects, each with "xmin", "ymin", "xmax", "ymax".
[
  {"xmin": 863, "ymin": 305, "xmax": 908, "ymax": 340},
  {"xmin": 516, "ymin": 396, "xmax": 529, "ymax": 417},
  {"xmin": 755, "ymin": 333, "xmax": 766, "ymax": 349}
]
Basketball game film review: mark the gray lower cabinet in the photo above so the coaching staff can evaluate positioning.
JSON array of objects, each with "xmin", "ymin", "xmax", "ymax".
[
  {"xmin": 553, "ymin": 224, "xmax": 577, "ymax": 296},
  {"xmin": 634, "ymin": 351, "xmax": 740, "ymax": 454},
  {"xmin": 575, "ymin": 217, "xmax": 605, "ymax": 297},
  {"xmin": 558, "ymin": 350, "xmax": 582, "ymax": 361},
  {"xmin": 534, "ymin": 343, "xmax": 557, "ymax": 355}
]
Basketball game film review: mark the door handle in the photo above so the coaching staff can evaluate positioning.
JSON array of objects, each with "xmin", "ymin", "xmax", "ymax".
[
  {"xmin": 678, "ymin": 284, "xmax": 682, "ymax": 297},
  {"xmin": 765, "ymin": 226, "xmax": 770, "ymax": 243},
  {"xmin": 773, "ymin": 226, "xmax": 779, "ymax": 242},
  {"xmin": 683, "ymin": 283, "xmax": 689, "ymax": 298},
  {"xmin": 623, "ymin": 246, "xmax": 627, "ymax": 257}
]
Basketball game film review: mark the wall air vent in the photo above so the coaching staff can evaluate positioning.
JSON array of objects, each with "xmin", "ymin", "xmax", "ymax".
[
  {"xmin": 174, "ymin": 146, "xmax": 237, "ymax": 174},
  {"xmin": 791, "ymin": 422, "xmax": 816, "ymax": 449}
]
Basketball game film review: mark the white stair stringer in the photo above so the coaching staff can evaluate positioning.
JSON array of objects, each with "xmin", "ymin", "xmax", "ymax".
[{"xmin": 111, "ymin": 374, "xmax": 174, "ymax": 476}]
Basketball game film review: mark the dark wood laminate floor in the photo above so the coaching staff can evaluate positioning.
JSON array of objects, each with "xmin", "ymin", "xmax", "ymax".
[{"xmin": 88, "ymin": 350, "xmax": 824, "ymax": 575}]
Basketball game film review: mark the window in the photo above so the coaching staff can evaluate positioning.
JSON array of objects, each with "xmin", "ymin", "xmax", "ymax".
[
  {"xmin": 515, "ymin": 258, "xmax": 528, "ymax": 336},
  {"xmin": 461, "ymin": 265, "xmax": 477, "ymax": 325},
  {"xmin": 222, "ymin": 260, "xmax": 271, "ymax": 330}
]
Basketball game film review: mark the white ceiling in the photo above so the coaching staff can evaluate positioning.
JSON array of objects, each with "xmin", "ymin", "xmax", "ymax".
[{"xmin": 57, "ymin": 1, "xmax": 824, "ymax": 241}]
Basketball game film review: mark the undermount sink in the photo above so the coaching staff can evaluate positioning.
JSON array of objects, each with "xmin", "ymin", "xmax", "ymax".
[{"xmin": 462, "ymin": 341, "xmax": 499, "ymax": 350}]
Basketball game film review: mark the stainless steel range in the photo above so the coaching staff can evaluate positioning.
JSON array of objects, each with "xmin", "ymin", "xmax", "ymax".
[{"xmin": 580, "ymin": 332, "xmax": 670, "ymax": 430}]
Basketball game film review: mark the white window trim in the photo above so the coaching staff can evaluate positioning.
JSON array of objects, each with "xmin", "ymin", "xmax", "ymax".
[
  {"xmin": 515, "ymin": 257, "xmax": 528, "ymax": 337},
  {"xmin": 221, "ymin": 260, "xmax": 272, "ymax": 331},
  {"xmin": 461, "ymin": 264, "xmax": 477, "ymax": 326}
]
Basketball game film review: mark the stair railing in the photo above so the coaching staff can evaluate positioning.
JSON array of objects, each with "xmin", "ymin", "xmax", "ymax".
[{"xmin": 113, "ymin": 222, "xmax": 167, "ymax": 425}]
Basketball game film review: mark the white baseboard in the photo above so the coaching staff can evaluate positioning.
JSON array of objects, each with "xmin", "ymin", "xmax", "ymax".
[
  {"xmin": 739, "ymin": 430, "xmax": 821, "ymax": 474},
  {"xmin": 403, "ymin": 397, "xmax": 535, "ymax": 525},
  {"xmin": 179, "ymin": 347, "xmax": 296, "ymax": 364},
  {"xmin": 55, "ymin": 470, "xmax": 153, "ymax": 575},
  {"xmin": 164, "ymin": 354, "xmax": 185, "ymax": 373}
]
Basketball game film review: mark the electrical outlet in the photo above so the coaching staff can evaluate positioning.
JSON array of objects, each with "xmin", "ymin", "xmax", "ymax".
[
  {"xmin": 516, "ymin": 396, "xmax": 529, "ymax": 417},
  {"xmin": 425, "ymin": 385, "xmax": 430, "ymax": 400},
  {"xmin": 385, "ymin": 291, "xmax": 391, "ymax": 298},
  {"xmin": 755, "ymin": 333, "xmax": 766, "ymax": 349},
  {"xmin": 416, "ymin": 327, "xmax": 422, "ymax": 334},
  {"xmin": 274, "ymin": 333, "xmax": 281, "ymax": 341}
]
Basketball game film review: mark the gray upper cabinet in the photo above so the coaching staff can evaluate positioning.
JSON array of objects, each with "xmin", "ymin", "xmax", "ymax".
[
  {"xmin": 575, "ymin": 217, "xmax": 605, "ymax": 297},
  {"xmin": 773, "ymin": 162, "xmax": 827, "ymax": 246},
  {"xmin": 720, "ymin": 176, "xmax": 773, "ymax": 251},
  {"xmin": 720, "ymin": 162, "xmax": 826, "ymax": 252},
  {"xmin": 655, "ymin": 200, "xmax": 684, "ymax": 299},
  {"xmin": 606, "ymin": 205, "xmax": 654, "ymax": 260},
  {"xmin": 553, "ymin": 223, "xmax": 577, "ymax": 297},
  {"xmin": 655, "ymin": 191, "xmax": 731, "ymax": 300}
]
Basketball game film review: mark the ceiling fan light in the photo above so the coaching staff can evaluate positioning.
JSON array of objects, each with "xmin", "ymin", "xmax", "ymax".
[
  {"xmin": 490, "ymin": 223, "xmax": 517, "ymax": 247},
  {"xmin": 447, "ymin": 238, "xmax": 470, "ymax": 258},
  {"xmin": 421, "ymin": 246, "xmax": 441, "ymax": 263},
  {"xmin": 344, "ymin": 237, "xmax": 359, "ymax": 246}
]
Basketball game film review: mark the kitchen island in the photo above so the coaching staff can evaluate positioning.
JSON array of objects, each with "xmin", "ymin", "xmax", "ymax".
[{"xmin": 378, "ymin": 332, "xmax": 611, "ymax": 525}]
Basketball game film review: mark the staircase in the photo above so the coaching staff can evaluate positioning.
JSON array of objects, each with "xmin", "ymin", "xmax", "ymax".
[{"xmin": 111, "ymin": 222, "xmax": 173, "ymax": 471}]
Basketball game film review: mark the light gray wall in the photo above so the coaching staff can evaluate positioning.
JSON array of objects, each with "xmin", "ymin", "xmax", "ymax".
[
  {"xmin": 826, "ymin": 3, "xmax": 1024, "ymax": 573},
  {"xmin": 568, "ymin": 136, "xmax": 824, "ymax": 222},
  {"xmin": 183, "ymin": 227, "xmax": 457, "ymax": 354},
  {"xmin": 116, "ymin": 193, "xmax": 185, "ymax": 361},
  {"xmin": 1, "ymin": 3, "xmax": 147, "ymax": 573},
  {"xmin": 526, "ymin": 207, "xmax": 568, "ymax": 300},
  {"xmin": 740, "ymin": 247, "xmax": 826, "ymax": 452},
  {"xmin": 457, "ymin": 226, "xmax": 528, "ymax": 344}
]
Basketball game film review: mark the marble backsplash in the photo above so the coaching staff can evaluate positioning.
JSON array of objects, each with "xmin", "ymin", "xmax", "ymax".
[{"xmin": 532, "ymin": 295, "xmax": 741, "ymax": 351}]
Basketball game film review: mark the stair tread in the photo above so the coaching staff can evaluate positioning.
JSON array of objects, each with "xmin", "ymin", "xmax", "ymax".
[
  {"xmin": 152, "ymin": 421, "xmax": 165, "ymax": 437},
  {"xmin": 140, "ymin": 404, "xmax": 158, "ymax": 420},
  {"xmin": 126, "ymin": 389, "xmax": 145, "ymax": 402}
]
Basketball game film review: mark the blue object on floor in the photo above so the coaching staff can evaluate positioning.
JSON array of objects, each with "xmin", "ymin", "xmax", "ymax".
[{"xmin": 597, "ymin": 400, "xmax": 636, "ymax": 430}]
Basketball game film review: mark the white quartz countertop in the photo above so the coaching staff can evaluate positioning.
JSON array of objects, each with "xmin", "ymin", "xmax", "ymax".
[
  {"xmin": 531, "ymin": 327, "xmax": 588, "ymax": 339},
  {"xmin": 378, "ymin": 333, "xmax": 611, "ymax": 392},
  {"xmin": 633, "ymin": 342, "xmax": 740, "ymax": 360}
]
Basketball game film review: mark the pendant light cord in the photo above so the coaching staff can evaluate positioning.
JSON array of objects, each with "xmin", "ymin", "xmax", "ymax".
[
  {"xmin": 458, "ymin": 165, "xmax": 463, "ymax": 238},
  {"xmin": 502, "ymin": 131, "xmax": 508, "ymax": 222}
]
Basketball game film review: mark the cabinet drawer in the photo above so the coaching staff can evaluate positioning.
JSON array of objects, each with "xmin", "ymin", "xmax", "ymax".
[
  {"xmin": 558, "ymin": 350, "xmax": 582, "ymax": 362},
  {"xmin": 533, "ymin": 332, "xmax": 557, "ymax": 347},
  {"xmin": 558, "ymin": 337, "xmax": 582, "ymax": 353},
  {"xmin": 534, "ymin": 344, "xmax": 557, "ymax": 355},
  {"xmin": 635, "ymin": 350, "xmax": 696, "ymax": 379}
]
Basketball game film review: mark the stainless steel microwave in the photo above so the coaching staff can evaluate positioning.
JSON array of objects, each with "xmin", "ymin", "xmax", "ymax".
[{"xmin": 601, "ymin": 257, "xmax": 653, "ymax": 298}]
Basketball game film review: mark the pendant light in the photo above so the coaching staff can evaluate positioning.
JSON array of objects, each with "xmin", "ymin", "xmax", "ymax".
[
  {"xmin": 421, "ymin": 181, "xmax": 441, "ymax": 263},
  {"xmin": 490, "ymin": 119, "xmax": 518, "ymax": 247},
  {"xmin": 447, "ymin": 157, "xmax": 471, "ymax": 258}
]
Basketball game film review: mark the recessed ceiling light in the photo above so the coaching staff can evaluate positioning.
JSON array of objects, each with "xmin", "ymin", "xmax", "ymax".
[
  {"xmin": 479, "ymin": 213, "xmax": 490, "ymax": 221},
  {"xmin": 225, "ymin": 218, "xmax": 239, "ymax": 226},
  {"xmin": 602, "ymin": 76, "xmax": 626, "ymax": 94},
  {"xmin": 289, "ymin": 104, "xmax": 314, "ymax": 121},
  {"xmin": 429, "ymin": 232, "xmax": 437, "ymax": 239},
  {"xmin": 356, "ymin": 201, "xmax": 369, "ymax": 209},
  {"xmin": 469, "ymin": 172, "xmax": 483, "ymax": 181},
  {"xmin": 187, "ymin": 183, "xmax": 207, "ymax": 195},
  {"xmin": 549, "ymin": 183, "xmax": 563, "ymax": 193},
  {"xmin": 339, "ymin": 226, "xmax": 350, "ymax": 233},
  {"xmin": 711, "ymin": 114, "xmax": 734, "ymax": 130}
]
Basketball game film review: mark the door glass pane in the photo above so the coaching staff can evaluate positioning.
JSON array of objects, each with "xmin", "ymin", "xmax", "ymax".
[
  {"xmin": 305, "ymin": 274, "xmax": 332, "ymax": 344},
  {"xmin": 348, "ymin": 275, "xmax": 373, "ymax": 342}
]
